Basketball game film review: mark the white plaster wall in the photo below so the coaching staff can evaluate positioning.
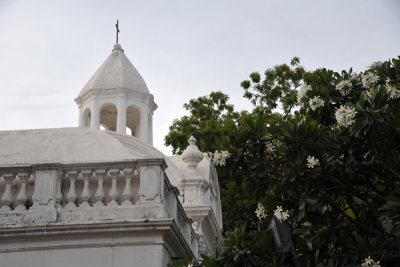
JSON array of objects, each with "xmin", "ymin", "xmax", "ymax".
[{"xmin": 1, "ymin": 241, "xmax": 166, "ymax": 267}]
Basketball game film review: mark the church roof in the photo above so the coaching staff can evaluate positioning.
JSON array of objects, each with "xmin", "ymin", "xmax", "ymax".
[
  {"xmin": 79, "ymin": 44, "xmax": 150, "ymax": 96},
  {"xmin": 0, "ymin": 127, "xmax": 185, "ymax": 185}
]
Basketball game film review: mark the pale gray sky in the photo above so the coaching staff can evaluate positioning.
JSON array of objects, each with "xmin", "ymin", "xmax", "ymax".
[{"xmin": 0, "ymin": 0, "xmax": 399, "ymax": 155}]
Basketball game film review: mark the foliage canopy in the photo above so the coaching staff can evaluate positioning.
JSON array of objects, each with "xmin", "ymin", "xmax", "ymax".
[{"xmin": 166, "ymin": 56, "xmax": 400, "ymax": 266}]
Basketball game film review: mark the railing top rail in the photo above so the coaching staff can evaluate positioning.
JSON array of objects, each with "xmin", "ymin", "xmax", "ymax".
[{"xmin": 0, "ymin": 158, "xmax": 168, "ymax": 173}]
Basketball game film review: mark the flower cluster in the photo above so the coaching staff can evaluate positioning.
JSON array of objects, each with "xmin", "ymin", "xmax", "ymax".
[
  {"xmin": 335, "ymin": 105, "xmax": 357, "ymax": 127},
  {"xmin": 309, "ymin": 96, "xmax": 325, "ymax": 111},
  {"xmin": 336, "ymin": 80, "xmax": 353, "ymax": 96},
  {"xmin": 361, "ymin": 73, "xmax": 379, "ymax": 88},
  {"xmin": 204, "ymin": 150, "xmax": 231, "ymax": 166},
  {"xmin": 255, "ymin": 202, "xmax": 267, "ymax": 220},
  {"xmin": 306, "ymin": 155, "xmax": 319, "ymax": 168},
  {"xmin": 386, "ymin": 79, "xmax": 400, "ymax": 99},
  {"xmin": 297, "ymin": 83, "xmax": 311, "ymax": 104},
  {"xmin": 362, "ymin": 256, "xmax": 380, "ymax": 267},
  {"xmin": 265, "ymin": 141, "xmax": 276, "ymax": 155},
  {"xmin": 350, "ymin": 72, "xmax": 360, "ymax": 82},
  {"xmin": 273, "ymin": 206, "xmax": 289, "ymax": 222},
  {"xmin": 380, "ymin": 216, "xmax": 393, "ymax": 234}
]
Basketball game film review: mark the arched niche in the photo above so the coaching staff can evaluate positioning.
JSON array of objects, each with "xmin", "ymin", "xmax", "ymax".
[
  {"xmin": 100, "ymin": 103, "xmax": 117, "ymax": 131},
  {"xmin": 82, "ymin": 108, "xmax": 91, "ymax": 128},
  {"xmin": 126, "ymin": 105, "xmax": 140, "ymax": 137}
]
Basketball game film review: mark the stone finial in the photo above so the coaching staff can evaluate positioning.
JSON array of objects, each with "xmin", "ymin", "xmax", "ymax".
[
  {"xmin": 181, "ymin": 136, "xmax": 204, "ymax": 177},
  {"xmin": 112, "ymin": 43, "xmax": 124, "ymax": 52},
  {"xmin": 188, "ymin": 136, "xmax": 196, "ymax": 146}
]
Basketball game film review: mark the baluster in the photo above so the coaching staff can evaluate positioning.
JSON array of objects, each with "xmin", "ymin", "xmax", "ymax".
[
  {"xmin": 1, "ymin": 174, "xmax": 15, "ymax": 211},
  {"xmin": 15, "ymin": 173, "xmax": 29, "ymax": 210},
  {"xmin": 132, "ymin": 170, "xmax": 140, "ymax": 203},
  {"xmin": 108, "ymin": 169, "xmax": 120, "ymax": 206},
  {"xmin": 122, "ymin": 168, "xmax": 133, "ymax": 206},
  {"xmin": 94, "ymin": 169, "xmax": 106, "ymax": 207},
  {"xmin": 80, "ymin": 170, "xmax": 92, "ymax": 208},
  {"xmin": 55, "ymin": 171, "xmax": 63, "ymax": 208},
  {"xmin": 65, "ymin": 171, "xmax": 78, "ymax": 208}
]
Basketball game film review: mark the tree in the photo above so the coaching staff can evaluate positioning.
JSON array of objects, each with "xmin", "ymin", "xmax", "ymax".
[{"xmin": 166, "ymin": 57, "xmax": 400, "ymax": 266}]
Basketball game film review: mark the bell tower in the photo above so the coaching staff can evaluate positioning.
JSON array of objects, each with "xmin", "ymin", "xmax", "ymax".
[{"xmin": 75, "ymin": 42, "xmax": 157, "ymax": 145}]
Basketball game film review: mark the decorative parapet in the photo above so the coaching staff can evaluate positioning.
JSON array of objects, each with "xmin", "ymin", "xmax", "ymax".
[
  {"xmin": 0, "ymin": 158, "xmax": 198, "ymax": 258},
  {"xmin": 177, "ymin": 136, "xmax": 223, "ymax": 257}
]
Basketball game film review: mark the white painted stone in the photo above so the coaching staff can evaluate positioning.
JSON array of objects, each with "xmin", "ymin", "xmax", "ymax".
[
  {"xmin": 0, "ymin": 41, "xmax": 222, "ymax": 266},
  {"xmin": 75, "ymin": 44, "xmax": 157, "ymax": 145}
]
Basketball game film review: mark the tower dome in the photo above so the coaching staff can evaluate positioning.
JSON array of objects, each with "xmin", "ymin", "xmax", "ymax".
[
  {"xmin": 75, "ymin": 44, "xmax": 157, "ymax": 145},
  {"xmin": 79, "ymin": 44, "xmax": 150, "ymax": 96}
]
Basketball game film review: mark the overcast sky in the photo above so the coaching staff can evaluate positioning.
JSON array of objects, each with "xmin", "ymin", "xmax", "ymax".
[{"xmin": 0, "ymin": 0, "xmax": 399, "ymax": 155}]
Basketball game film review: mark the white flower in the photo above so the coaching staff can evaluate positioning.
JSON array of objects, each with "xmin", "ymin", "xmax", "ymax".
[
  {"xmin": 221, "ymin": 150, "xmax": 231, "ymax": 157},
  {"xmin": 306, "ymin": 155, "xmax": 319, "ymax": 168},
  {"xmin": 350, "ymin": 72, "xmax": 360, "ymax": 82},
  {"xmin": 265, "ymin": 141, "xmax": 276, "ymax": 155},
  {"xmin": 187, "ymin": 264, "xmax": 193, "ymax": 267},
  {"xmin": 309, "ymin": 96, "xmax": 325, "ymax": 111},
  {"xmin": 362, "ymin": 256, "xmax": 380, "ymax": 267},
  {"xmin": 380, "ymin": 216, "xmax": 393, "ymax": 234},
  {"xmin": 386, "ymin": 78, "xmax": 400, "ymax": 99},
  {"xmin": 336, "ymin": 80, "xmax": 353, "ymax": 96},
  {"xmin": 273, "ymin": 139, "xmax": 282, "ymax": 147},
  {"xmin": 364, "ymin": 256, "xmax": 374, "ymax": 265},
  {"xmin": 210, "ymin": 150, "xmax": 231, "ymax": 166},
  {"xmin": 273, "ymin": 205, "xmax": 290, "ymax": 222},
  {"xmin": 297, "ymin": 83, "xmax": 311, "ymax": 104},
  {"xmin": 335, "ymin": 105, "xmax": 357, "ymax": 127},
  {"xmin": 361, "ymin": 73, "xmax": 379, "ymax": 88},
  {"xmin": 255, "ymin": 202, "xmax": 267, "ymax": 220}
]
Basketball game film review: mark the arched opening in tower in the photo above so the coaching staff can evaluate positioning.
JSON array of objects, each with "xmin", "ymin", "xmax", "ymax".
[
  {"xmin": 82, "ymin": 108, "xmax": 91, "ymax": 127},
  {"xmin": 126, "ymin": 105, "xmax": 140, "ymax": 136},
  {"xmin": 100, "ymin": 104, "xmax": 117, "ymax": 131}
]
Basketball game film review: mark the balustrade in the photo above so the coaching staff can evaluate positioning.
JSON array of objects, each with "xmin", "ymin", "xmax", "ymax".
[
  {"xmin": 60, "ymin": 165, "xmax": 140, "ymax": 209},
  {"xmin": 0, "ymin": 170, "xmax": 34, "ymax": 211},
  {"xmin": 0, "ymin": 160, "xmax": 167, "ymax": 214},
  {"xmin": 0, "ymin": 160, "xmax": 200, "ymax": 261}
]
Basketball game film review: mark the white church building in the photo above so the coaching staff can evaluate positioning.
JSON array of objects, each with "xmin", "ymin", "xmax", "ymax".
[{"xmin": 0, "ymin": 41, "xmax": 223, "ymax": 267}]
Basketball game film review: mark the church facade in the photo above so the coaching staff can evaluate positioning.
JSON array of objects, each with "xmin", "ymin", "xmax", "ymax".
[{"xmin": 0, "ymin": 42, "xmax": 222, "ymax": 267}]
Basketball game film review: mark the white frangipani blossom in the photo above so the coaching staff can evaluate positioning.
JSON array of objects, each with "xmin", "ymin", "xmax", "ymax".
[
  {"xmin": 386, "ymin": 78, "xmax": 400, "ymax": 99},
  {"xmin": 273, "ymin": 206, "xmax": 290, "ymax": 222},
  {"xmin": 350, "ymin": 72, "xmax": 360, "ymax": 82},
  {"xmin": 335, "ymin": 105, "xmax": 357, "ymax": 127},
  {"xmin": 380, "ymin": 216, "xmax": 393, "ymax": 234},
  {"xmin": 204, "ymin": 152, "xmax": 212, "ymax": 160},
  {"xmin": 306, "ymin": 155, "xmax": 320, "ymax": 168},
  {"xmin": 205, "ymin": 150, "xmax": 230, "ymax": 166},
  {"xmin": 309, "ymin": 96, "xmax": 325, "ymax": 111},
  {"xmin": 297, "ymin": 83, "xmax": 311, "ymax": 104},
  {"xmin": 361, "ymin": 73, "xmax": 379, "ymax": 88},
  {"xmin": 255, "ymin": 202, "xmax": 267, "ymax": 220},
  {"xmin": 336, "ymin": 80, "xmax": 353, "ymax": 96},
  {"xmin": 265, "ymin": 141, "xmax": 276, "ymax": 155},
  {"xmin": 362, "ymin": 256, "xmax": 380, "ymax": 267}
]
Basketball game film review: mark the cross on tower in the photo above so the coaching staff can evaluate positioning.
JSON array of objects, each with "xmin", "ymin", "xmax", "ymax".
[{"xmin": 115, "ymin": 20, "xmax": 120, "ymax": 44}]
